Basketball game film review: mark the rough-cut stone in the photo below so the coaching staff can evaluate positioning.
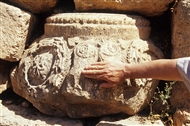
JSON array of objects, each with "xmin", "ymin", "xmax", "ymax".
[
  {"xmin": 9, "ymin": 0, "xmax": 58, "ymax": 14},
  {"xmin": 11, "ymin": 13, "xmax": 164, "ymax": 118},
  {"xmin": 0, "ymin": 2, "xmax": 37, "ymax": 62},
  {"xmin": 172, "ymin": 0, "xmax": 190, "ymax": 58},
  {"xmin": 74, "ymin": 0, "xmax": 174, "ymax": 16},
  {"xmin": 173, "ymin": 108, "xmax": 190, "ymax": 126}
]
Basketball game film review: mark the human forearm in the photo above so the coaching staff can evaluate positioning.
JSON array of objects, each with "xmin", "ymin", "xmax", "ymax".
[
  {"xmin": 124, "ymin": 59, "xmax": 182, "ymax": 81},
  {"xmin": 82, "ymin": 59, "xmax": 183, "ymax": 88}
]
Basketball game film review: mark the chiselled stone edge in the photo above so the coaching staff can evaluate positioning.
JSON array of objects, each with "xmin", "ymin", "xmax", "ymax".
[{"xmin": 46, "ymin": 13, "xmax": 150, "ymax": 26}]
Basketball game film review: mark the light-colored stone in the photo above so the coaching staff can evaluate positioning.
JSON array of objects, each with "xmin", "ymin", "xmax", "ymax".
[
  {"xmin": 97, "ymin": 115, "xmax": 164, "ymax": 126},
  {"xmin": 0, "ymin": 2, "xmax": 37, "ymax": 62},
  {"xmin": 173, "ymin": 108, "xmax": 190, "ymax": 126},
  {"xmin": 11, "ymin": 13, "xmax": 163, "ymax": 118},
  {"xmin": 0, "ymin": 100, "xmax": 83, "ymax": 126},
  {"xmin": 74, "ymin": 0, "xmax": 174, "ymax": 16},
  {"xmin": 45, "ymin": 13, "xmax": 151, "ymax": 40},
  {"xmin": 9, "ymin": 0, "xmax": 58, "ymax": 14}
]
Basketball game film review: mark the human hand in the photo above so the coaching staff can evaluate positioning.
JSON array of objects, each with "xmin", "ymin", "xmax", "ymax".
[{"xmin": 82, "ymin": 62, "xmax": 127, "ymax": 88}]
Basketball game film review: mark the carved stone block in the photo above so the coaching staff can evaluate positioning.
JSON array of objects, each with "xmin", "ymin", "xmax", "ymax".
[
  {"xmin": 74, "ymin": 0, "xmax": 174, "ymax": 16},
  {"xmin": 0, "ymin": 2, "xmax": 37, "ymax": 62},
  {"xmin": 45, "ymin": 13, "xmax": 151, "ymax": 40},
  {"xmin": 11, "ymin": 13, "xmax": 164, "ymax": 118}
]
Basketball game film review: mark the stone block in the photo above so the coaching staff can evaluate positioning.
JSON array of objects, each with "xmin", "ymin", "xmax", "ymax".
[
  {"xmin": 9, "ymin": 0, "xmax": 58, "ymax": 13},
  {"xmin": 74, "ymin": 0, "xmax": 174, "ymax": 16},
  {"xmin": 171, "ymin": 0, "xmax": 190, "ymax": 58},
  {"xmin": 0, "ymin": 2, "xmax": 37, "ymax": 62}
]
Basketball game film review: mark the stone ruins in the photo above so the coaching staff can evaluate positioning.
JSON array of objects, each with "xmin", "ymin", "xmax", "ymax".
[
  {"xmin": 10, "ymin": 13, "xmax": 163, "ymax": 118},
  {"xmin": 0, "ymin": 0, "xmax": 190, "ymax": 125}
]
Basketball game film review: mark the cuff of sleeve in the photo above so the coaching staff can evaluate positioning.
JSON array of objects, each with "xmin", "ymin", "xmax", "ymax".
[{"xmin": 177, "ymin": 57, "xmax": 190, "ymax": 92}]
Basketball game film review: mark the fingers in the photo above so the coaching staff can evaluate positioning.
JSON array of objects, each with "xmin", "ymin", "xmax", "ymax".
[
  {"xmin": 82, "ymin": 62, "xmax": 106, "ymax": 74},
  {"xmin": 83, "ymin": 65, "xmax": 104, "ymax": 70},
  {"xmin": 99, "ymin": 82, "xmax": 117, "ymax": 88},
  {"xmin": 83, "ymin": 62, "xmax": 108, "ymax": 70},
  {"xmin": 82, "ymin": 69, "xmax": 105, "ymax": 75},
  {"xmin": 83, "ymin": 74, "xmax": 104, "ymax": 80}
]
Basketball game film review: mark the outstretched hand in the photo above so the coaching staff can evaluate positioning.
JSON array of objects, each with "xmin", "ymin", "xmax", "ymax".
[{"xmin": 82, "ymin": 62, "xmax": 128, "ymax": 88}]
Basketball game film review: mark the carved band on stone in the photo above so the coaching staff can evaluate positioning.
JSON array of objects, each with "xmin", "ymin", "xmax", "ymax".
[
  {"xmin": 46, "ymin": 13, "xmax": 150, "ymax": 26},
  {"xmin": 45, "ymin": 13, "xmax": 151, "ymax": 40}
]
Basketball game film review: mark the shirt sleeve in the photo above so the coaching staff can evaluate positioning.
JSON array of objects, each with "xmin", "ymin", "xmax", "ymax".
[{"xmin": 176, "ymin": 57, "xmax": 190, "ymax": 92}]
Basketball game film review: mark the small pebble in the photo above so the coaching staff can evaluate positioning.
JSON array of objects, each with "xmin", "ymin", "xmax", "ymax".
[
  {"xmin": 5, "ymin": 100, "xmax": 12, "ymax": 104},
  {"xmin": 21, "ymin": 101, "xmax": 30, "ymax": 108}
]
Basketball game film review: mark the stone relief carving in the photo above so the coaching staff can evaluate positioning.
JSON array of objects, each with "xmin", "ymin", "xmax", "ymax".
[{"xmin": 11, "ymin": 13, "xmax": 164, "ymax": 118}]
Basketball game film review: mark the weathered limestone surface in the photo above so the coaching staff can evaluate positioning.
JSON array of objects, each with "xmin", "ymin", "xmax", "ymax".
[
  {"xmin": 9, "ymin": 0, "xmax": 58, "ymax": 14},
  {"xmin": 172, "ymin": 0, "xmax": 190, "ymax": 58},
  {"xmin": 45, "ymin": 13, "xmax": 151, "ymax": 40},
  {"xmin": 171, "ymin": 0, "xmax": 190, "ymax": 125},
  {"xmin": 74, "ymin": 0, "xmax": 174, "ymax": 16},
  {"xmin": 0, "ymin": 2, "xmax": 37, "ymax": 62},
  {"xmin": 173, "ymin": 108, "xmax": 190, "ymax": 126},
  {"xmin": 11, "ymin": 13, "xmax": 164, "ymax": 118}
]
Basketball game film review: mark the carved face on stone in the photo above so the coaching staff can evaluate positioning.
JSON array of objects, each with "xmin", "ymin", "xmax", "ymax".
[
  {"xmin": 29, "ymin": 52, "xmax": 53, "ymax": 85},
  {"xmin": 16, "ymin": 37, "xmax": 72, "ymax": 99}
]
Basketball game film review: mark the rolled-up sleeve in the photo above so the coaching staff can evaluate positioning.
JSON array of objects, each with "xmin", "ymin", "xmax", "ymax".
[{"xmin": 177, "ymin": 57, "xmax": 190, "ymax": 92}]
